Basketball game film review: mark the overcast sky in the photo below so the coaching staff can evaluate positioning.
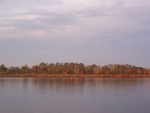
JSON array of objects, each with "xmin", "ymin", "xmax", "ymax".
[{"xmin": 0, "ymin": 0, "xmax": 150, "ymax": 67}]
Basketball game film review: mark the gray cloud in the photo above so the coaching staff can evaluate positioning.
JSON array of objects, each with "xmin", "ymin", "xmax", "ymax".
[
  {"xmin": 75, "ymin": 0, "xmax": 150, "ymax": 40},
  {"xmin": 0, "ymin": 0, "xmax": 150, "ymax": 40},
  {"xmin": 0, "ymin": 9, "xmax": 78, "ymax": 37},
  {"xmin": 0, "ymin": 0, "xmax": 150, "ymax": 67}
]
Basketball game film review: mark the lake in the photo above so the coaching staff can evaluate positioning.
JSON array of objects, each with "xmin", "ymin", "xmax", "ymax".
[{"xmin": 0, "ymin": 77, "xmax": 150, "ymax": 113}]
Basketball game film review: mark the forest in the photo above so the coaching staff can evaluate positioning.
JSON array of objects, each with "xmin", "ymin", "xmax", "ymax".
[{"xmin": 0, "ymin": 62, "xmax": 150, "ymax": 75}]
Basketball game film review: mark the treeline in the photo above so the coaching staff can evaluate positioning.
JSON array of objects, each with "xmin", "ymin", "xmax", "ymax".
[{"xmin": 0, "ymin": 63, "xmax": 150, "ymax": 75}]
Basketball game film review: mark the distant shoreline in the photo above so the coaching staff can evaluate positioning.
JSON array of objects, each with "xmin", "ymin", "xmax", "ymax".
[
  {"xmin": 1, "ymin": 63, "xmax": 150, "ymax": 76},
  {"xmin": 0, "ymin": 74, "xmax": 150, "ymax": 77}
]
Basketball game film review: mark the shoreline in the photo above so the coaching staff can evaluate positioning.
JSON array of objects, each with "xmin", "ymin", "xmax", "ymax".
[{"xmin": 0, "ymin": 74, "xmax": 150, "ymax": 77}]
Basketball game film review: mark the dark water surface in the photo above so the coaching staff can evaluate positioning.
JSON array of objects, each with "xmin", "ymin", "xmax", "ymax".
[{"xmin": 0, "ymin": 77, "xmax": 150, "ymax": 113}]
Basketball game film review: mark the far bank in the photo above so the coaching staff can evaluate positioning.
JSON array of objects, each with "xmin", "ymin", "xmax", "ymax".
[{"xmin": 0, "ymin": 74, "xmax": 150, "ymax": 77}]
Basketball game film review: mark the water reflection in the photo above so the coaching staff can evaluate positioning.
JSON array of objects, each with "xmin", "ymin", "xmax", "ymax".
[
  {"xmin": 0, "ymin": 77, "xmax": 150, "ymax": 113},
  {"xmin": 0, "ymin": 77, "xmax": 148, "ymax": 88}
]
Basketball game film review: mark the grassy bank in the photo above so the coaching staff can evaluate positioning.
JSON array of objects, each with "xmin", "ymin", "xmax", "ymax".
[{"xmin": 0, "ymin": 74, "xmax": 150, "ymax": 77}]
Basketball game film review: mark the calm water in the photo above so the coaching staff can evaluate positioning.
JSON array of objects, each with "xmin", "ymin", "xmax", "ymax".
[{"xmin": 0, "ymin": 77, "xmax": 150, "ymax": 113}]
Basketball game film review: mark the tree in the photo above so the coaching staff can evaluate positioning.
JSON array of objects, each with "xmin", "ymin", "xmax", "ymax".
[
  {"xmin": 31, "ymin": 65, "xmax": 38, "ymax": 74},
  {"xmin": 7, "ymin": 66, "xmax": 20, "ymax": 74},
  {"xmin": 20, "ymin": 65, "xmax": 30, "ymax": 74},
  {"xmin": 0, "ymin": 64, "xmax": 7, "ymax": 73},
  {"xmin": 38, "ymin": 62, "xmax": 48, "ymax": 74}
]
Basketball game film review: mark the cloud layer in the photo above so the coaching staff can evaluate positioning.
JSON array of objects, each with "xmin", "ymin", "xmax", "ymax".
[
  {"xmin": 0, "ymin": 0, "xmax": 150, "ymax": 67},
  {"xmin": 0, "ymin": 0, "xmax": 150, "ymax": 40}
]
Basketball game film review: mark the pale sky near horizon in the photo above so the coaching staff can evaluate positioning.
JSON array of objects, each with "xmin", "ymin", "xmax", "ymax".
[{"xmin": 0, "ymin": 0, "xmax": 150, "ymax": 68}]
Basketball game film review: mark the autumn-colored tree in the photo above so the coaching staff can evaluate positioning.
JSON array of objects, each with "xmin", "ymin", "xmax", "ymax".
[
  {"xmin": 38, "ymin": 63, "xmax": 48, "ymax": 74},
  {"xmin": 20, "ymin": 65, "xmax": 30, "ymax": 74},
  {"xmin": 31, "ymin": 65, "xmax": 38, "ymax": 74},
  {"xmin": 0, "ymin": 64, "xmax": 7, "ymax": 73},
  {"xmin": 0, "ymin": 63, "xmax": 149, "ymax": 76}
]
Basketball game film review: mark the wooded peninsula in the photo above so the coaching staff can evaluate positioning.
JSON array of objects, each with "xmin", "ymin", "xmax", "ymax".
[{"xmin": 0, "ymin": 63, "xmax": 150, "ymax": 77}]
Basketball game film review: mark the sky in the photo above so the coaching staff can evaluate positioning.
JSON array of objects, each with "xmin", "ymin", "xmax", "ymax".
[{"xmin": 0, "ymin": 0, "xmax": 150, "ymax": 68}]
